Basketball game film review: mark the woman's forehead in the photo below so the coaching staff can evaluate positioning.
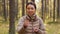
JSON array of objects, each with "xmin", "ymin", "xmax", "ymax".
[{"xmin": 27, "ymin": 4, "xmax": 35, "ymax": 8}]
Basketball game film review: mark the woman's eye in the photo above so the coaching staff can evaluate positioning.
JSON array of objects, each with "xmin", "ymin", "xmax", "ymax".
[
  {"xmin": 27, "ymin": 8, "xmax": 30, "ymax": 10},
  {"xmin": 31, "ymin": 8, "xmax": 34, "ymax": 10},
  {"xmin": 27, "ymin": 7, "xmax": 34, "ymax": 10}
]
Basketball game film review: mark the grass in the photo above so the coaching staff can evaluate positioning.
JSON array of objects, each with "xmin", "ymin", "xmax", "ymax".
[
  {"xmin": 46, "ymin": 24, "xmax": 60, "ymax": 34},
  {"xmin": 0, "ymin": 20, "xmax": 60, "ymax": 34},
  {"xmin": 0, "ymin": 22, "xmax": 9, "ymax": 34}
]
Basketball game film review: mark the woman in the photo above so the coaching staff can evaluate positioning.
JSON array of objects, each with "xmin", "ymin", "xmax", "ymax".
[{"xmin": 16, "ymin": 2, "xmax": 46, "ymax": 34}]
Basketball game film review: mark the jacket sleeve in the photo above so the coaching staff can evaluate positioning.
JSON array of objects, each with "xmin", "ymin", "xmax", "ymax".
[
  {"xmin": 16, "ymin": 17, "xmax": 25, "ymax": 33},
  {"xmin": 37, "ymin": 18, "xmax": 46, "ymax": 34}
]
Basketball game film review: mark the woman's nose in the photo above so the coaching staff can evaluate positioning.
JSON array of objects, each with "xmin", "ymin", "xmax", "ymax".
[{"xmin": 29, "ymin": 9, "xmax": 32, "ymax": 12}]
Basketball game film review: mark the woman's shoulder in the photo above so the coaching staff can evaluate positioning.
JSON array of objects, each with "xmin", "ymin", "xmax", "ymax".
[{"xmin": 19, "ymin": 15, "xmax": 26, "ymax": 20}]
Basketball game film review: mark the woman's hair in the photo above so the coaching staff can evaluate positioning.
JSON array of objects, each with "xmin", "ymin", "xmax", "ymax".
[{"xmin": 26, "ymin": 2, "xmax": 36, "ymax": 9}]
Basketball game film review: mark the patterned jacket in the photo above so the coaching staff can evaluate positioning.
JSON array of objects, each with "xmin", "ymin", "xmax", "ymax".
[{"xmin": 16, "ymin": 15, "xmax": 46, "ymax": 34}]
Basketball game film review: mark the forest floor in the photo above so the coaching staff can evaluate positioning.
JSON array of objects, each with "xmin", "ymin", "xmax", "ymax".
[{"xmin": 0, "ymin": 20, "xmax": 60, "ymax": 34}]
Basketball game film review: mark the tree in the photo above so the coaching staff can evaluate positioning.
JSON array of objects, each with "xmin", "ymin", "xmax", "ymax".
[
  {"xmin": 15, "ymin": 0, "xmax": 18, "ymax": 19},
  {"xmin": 41, "ymin": 0, "xmax": 44, "ymax": 19},
  {"xmin": 57, "ymin": 0, "xmax": 60, "ymax": 22},
  {"xmin": 26, "ymin": 0, "xmax": 28, "ymax": 4},
  {"xmin": 22, "ymin": 0, "xmax": 25, "ymax": 16},
  {"xmin": 9, "ymin": 0, "xmax": 17, "ymax": 34},
  {"xmin": 31, "ymin": 0, "xmax": 35, "ymax": 2},
  {"xmin": 59, "ymin": 0, "xmax": 60, "ymax": 17},
  {"xmin": 2, "ymin": 0, "xmax": 7, "ymax": 21},
  {"xmin": 53, "ymin": 0, "xmax": 55, "ymax": 22},
  {"xmin": 57, "ymin": 0, "xmax": 60, "ymax": 18},
  {"xmin": 41, "ymin": 0, "xmax": 45, "ymax": 21}
]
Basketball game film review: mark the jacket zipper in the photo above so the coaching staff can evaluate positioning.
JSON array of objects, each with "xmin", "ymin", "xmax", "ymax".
[{"xmin": 32, "ymin": 21, "xmax": 34, "ymax": 34}]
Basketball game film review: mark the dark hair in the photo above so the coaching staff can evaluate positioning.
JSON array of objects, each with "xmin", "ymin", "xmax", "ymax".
[{"xmin": 26, "ymin": 2, "xmax": 36, "ymax": 9}]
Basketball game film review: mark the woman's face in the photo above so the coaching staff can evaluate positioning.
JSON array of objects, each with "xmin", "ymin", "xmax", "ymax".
[{"xmin": 26, "ymin": 4, "xmax": 36, "ymax": 16}]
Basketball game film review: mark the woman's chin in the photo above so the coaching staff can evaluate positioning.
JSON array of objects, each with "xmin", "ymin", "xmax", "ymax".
[{"xmin": 28, "ymin": 14, "xmax": 33, "ymax": 16}]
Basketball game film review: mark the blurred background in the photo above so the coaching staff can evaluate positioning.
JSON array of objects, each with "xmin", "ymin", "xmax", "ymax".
[{"xmin": 0, "ymin": 0, "xmax": 60, "ymax": 34}]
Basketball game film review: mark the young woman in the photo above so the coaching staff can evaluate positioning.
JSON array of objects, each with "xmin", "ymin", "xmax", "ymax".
[{"xmin": 16, "ymin": 2, "xmax": 46, "ymax": 34}]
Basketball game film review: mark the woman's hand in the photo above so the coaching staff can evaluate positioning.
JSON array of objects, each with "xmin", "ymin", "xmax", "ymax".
[
  {"xmin": 33, "ymin": 27, "xmax": 39, "ymax": 33},
  {"xmin": 24, "ymin": 19, "xmax": 29, "ymax": 28}
]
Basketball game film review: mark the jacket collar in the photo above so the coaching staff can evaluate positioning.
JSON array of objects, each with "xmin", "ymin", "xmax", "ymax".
[{"xmin": 26, "ymin": 14, "xmax": 38, "ymax": 22}]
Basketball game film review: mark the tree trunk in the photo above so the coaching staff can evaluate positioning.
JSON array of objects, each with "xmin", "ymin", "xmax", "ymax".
[
  {"xmin": 41, "ymin": 0, "xmax": 44, "ymax": 20},
  {"xmin": 22, "ymin": 0, "xmax": 25, "ymax": 16},
  {"xmin": 41, "ymin": 0, "xmax": 45, "ymax": 21},
  {"xmin": 57, "ymin": 0, "xmax": 60, "ymax": 22},
  {"xmin": 9, "ymin": 0, "xmax": 16, "ymax": 34},
  {"xmin": 53, "ymin": 0, "xmax": 55, "ymax": 22},
  {"xmin": 31, "ymin": 0, "xmax": 35, "ymax": 2},
  {"xmin": 2, "ymin": 0, "xmax": 7, "ymax": 21},
  {"xmin": 59, "ymin": 0, "xmax": 60, "ymax": 17},
  {"xmin": 26, "ymin": 0, "xmax": 28, "ymax": 4},
  {"xmin": 57, "ymin": 0, "xmax": 59, "ymax": 18},
  {"xmin": 15, "ymin": 0, "xmax": 18, "ymax": 19}
]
